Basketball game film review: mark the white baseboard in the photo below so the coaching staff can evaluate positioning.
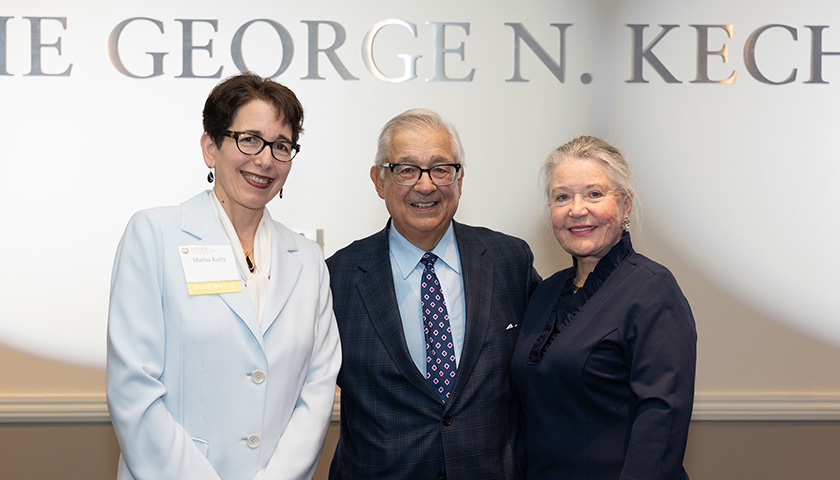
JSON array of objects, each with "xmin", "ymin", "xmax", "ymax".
[
  {"xmin": 1, "ymin": 392, "xmax": 839, "ymax": 424},
  {"xmin": 0, "ymin": 395, "xmax": 109, "ymax": 423},
  {"xmin": 692, "ymin": 393, "xmax": 840, "ymax": 421}
]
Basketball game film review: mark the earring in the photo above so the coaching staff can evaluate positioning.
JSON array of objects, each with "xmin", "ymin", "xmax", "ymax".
[
  {"xmin": 278, "ymin": 187, "xmax": 283, "ymax": 199},
  {"xmin": 207, "ymin": 171, "xmax": 214, "ymax": 183},
  {"xmin": 622, "ymin": 216, "xmax": 630, "ymax": 232}
]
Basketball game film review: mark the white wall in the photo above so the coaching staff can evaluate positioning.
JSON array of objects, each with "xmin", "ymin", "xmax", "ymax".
[{"xmin": 1, "ymin": 0, "xmax": 839, "ymax": 413}]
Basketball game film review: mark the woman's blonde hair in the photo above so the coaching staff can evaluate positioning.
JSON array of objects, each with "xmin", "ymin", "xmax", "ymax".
[{"xmin": 540, "ymin": 135, "xmax": 639, "ymax": 225}]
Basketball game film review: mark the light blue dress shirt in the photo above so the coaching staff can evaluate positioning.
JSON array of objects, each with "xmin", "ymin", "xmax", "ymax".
[{"xmin": 389, "ymin": 223, "xmax": 465, "ymax": 375}]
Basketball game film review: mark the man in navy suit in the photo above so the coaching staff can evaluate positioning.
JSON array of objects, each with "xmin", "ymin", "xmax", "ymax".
[{"xmin": 327, "ymin": 109, "xmax": 540, "ymax": 479}]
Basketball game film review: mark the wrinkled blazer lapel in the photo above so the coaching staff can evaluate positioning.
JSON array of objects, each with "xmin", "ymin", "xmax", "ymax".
[
  {"xmin": 179, "ymin": 192, "xmax": 262, "ymax": 346},
  {"xmin": 356, "ymin": 228, "xmax": 438, "ymax": 399},
  {"xmin": 261, "ymin": 223, "xmax": 303, "ymax": 335},
  {"xmin": 447, "ymin": 222, "xmax": 493, "ymax": 405}
]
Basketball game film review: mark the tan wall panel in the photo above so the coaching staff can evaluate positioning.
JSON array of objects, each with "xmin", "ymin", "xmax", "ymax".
[{"xmin": 1, "ymin": 422, "xmax": 839, "ymax": 480}]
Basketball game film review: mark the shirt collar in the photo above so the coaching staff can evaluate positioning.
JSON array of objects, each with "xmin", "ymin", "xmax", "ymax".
[{"xmin": 388, "ymin": 221, "xmax": 461, "ymax": 279}]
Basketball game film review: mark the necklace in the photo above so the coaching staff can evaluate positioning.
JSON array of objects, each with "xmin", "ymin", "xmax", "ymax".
[
  {"xmin": 243, "ymin": 247, "xmax": 255, "ymax": 273},
  {"xmin": 573, "ymin": 274, "xmax": 584, "ymax": 293}
]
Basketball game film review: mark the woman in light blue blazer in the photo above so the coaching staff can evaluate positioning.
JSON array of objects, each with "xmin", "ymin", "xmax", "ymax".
[{"xmin": 107, "ymin": 73, "xmax": 341, "ymax": 480}]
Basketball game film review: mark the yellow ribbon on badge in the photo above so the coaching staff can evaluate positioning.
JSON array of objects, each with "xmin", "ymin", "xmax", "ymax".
[{"xmin": 186, "ymin": 280, "xmax": 242, "ymax": 295}]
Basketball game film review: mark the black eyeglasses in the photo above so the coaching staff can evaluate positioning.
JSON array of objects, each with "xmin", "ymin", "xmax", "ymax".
[
  {"xmin": 384, "ymin": 163, "xmax": 462, "ymax": 186},
  {"xmin": 224, "ymin": 130, "xmax": 300, "ymax": 162}
]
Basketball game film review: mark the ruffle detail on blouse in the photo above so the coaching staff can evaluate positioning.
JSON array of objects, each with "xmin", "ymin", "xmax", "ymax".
[{"xmin": 526, "ymin": 232, "xmax": 634, "ymax": 364}]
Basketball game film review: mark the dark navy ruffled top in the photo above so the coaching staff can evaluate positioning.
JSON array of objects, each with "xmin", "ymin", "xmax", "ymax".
[{"xmin": 511, "ymin": 233, "xmax": 696, "ymax": 480}]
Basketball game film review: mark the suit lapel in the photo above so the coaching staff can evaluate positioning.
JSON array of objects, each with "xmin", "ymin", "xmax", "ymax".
[
  {"xmin": 179, "ymin": 192, "xmax": 263, "ymax": 346},
  {"xmin": 261, "ymin": 223, "xmax": 302, "ymax": 334},
  {"xmin": 356, "ymin": 227, "xmax": 438, "ymax": 399},
  {"xmin": 448, "ymin": 222, "xmax": 492, "ymax": 405}
]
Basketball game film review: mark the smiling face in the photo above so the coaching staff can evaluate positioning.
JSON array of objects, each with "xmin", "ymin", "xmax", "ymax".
[
  {"xmin": 202, "ymin": 99, "xmax": 292, "ymax": 221},
  {"xmin": 549, "ymin": 156, "xmax": 632, "ymax": 271},
  {"xmin": 371, "ymin": 126, "xmax": 463, "ymax": 251}
]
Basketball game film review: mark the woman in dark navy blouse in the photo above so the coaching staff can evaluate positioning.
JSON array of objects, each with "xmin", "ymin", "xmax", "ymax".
[{"xmin": 511, "ymin": 136, "xmax": 696, "ymax": 480}]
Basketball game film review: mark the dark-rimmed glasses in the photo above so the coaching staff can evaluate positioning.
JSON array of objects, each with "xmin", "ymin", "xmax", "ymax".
[
  {"xmin": 225, "ymin": 130, "xmax": 300, "ymax": 162},
  {"xmin": 384, "ymin": 163, "xmax": 462, "ymax": 186}
]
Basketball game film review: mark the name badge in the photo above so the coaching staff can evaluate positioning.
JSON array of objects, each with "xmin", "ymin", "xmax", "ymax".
[{"xmin": 179, "ymin": 245, "xmax": 242, "ymax": 295}]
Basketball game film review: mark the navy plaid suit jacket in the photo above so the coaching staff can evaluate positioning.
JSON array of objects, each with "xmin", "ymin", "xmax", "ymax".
[{"xmin": 327, "ymin": 221, "xmax": 540, "ymax": 480}]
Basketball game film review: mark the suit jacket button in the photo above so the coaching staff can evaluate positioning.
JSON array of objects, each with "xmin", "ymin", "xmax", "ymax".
[
  {"xmin": 442, "ymin": 415, "xmax": 453, "ymax": 426},
  {"xmin": 437, "ymin": 471, "xmax": 447, "ymax": 479},
  {"xmin": 247, "ymin": 434, "xmax": 261, "ymax": 448},
  {"xmin": 252, "ymin": 370, "xmax": 266, "ymax": 384}
]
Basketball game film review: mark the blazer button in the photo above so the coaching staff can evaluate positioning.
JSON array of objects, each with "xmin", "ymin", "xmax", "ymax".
[
  {"xmin": 437, "ymin": 471, "xmax": 447, "ymax": 479},
  {"xmin": 252, "ymin": 370, "xmax": 266, "ymax": 384},
  {"xmin": 247, "ymin": 434, "xmax": 261, "ymax": 448},
  {"xmin": 442, "ymin": 416, "xmax": 453, "ymax": 426}
]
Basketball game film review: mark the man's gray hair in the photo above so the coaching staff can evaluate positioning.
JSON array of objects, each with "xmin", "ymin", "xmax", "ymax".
[{"xmin": 374, "ymin": 109, "xmax": 465, "ymax": 177}]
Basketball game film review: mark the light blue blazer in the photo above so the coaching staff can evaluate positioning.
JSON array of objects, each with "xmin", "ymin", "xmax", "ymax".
[{"xmin": 107, "ymin": 191, "xmax": 341, "ymax": 480}]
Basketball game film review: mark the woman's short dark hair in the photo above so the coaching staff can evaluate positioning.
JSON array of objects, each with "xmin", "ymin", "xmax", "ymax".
[{"xmin": 202, "ymin": 72, "xmax": 304, "ymax": 147}]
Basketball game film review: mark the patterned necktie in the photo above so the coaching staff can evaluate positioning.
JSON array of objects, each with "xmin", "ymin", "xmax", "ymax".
[{"xmin": 420, "ymin": 252, "xmax": 456, "ymax": 402}]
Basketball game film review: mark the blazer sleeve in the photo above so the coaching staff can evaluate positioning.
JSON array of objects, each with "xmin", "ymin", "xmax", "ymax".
[
  {"xmin": 621, "ymin": 271, "xmax": 697, "ymax": 480},
  {"xmin": 106, "ymin": 210, "xmax": 222, "ymax": 480},
  {"xmin": 255, "ymin": 244, "xmax": 342, "ymax": 480}
]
